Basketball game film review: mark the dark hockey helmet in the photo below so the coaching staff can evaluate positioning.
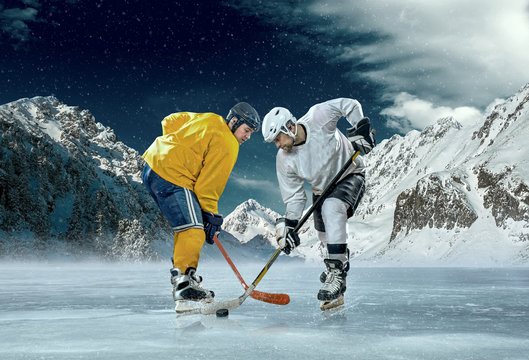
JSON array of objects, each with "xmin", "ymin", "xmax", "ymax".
[{"xmin": 226, "ymin": 102, "xmax": 261, "ymax": 133}]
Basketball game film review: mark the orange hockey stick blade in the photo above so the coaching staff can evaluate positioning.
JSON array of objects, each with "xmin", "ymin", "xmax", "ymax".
[{"xmin": 249, "ymin": 289, "xmax": 290, "ymax": 305}]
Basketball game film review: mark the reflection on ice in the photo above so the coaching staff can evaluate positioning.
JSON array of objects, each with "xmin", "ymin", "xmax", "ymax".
[{"xmin": 0, "ymin": 261, "xmax": 528, "ymax": 359}]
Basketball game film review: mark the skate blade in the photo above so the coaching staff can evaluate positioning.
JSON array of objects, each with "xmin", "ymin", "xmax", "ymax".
[
  {"xmin": 174, "ymin": 301, "xmax": 199, "ymax": 313},
  {"xmin": 320, "ymin": 294, "xmax": 344, "ymax": 311},
  {"xmin": 174, "ymin": 298, "xmax": 214, "ymax": 314}
]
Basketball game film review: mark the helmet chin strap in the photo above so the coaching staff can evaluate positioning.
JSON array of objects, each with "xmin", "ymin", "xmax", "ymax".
[
  {"xmin": 288, "ymin": 120, "xmax": 298, "ymax": 143},
  {"xmin": 228, "ymin": 117, "xmax": 239, "ymax": 133}
]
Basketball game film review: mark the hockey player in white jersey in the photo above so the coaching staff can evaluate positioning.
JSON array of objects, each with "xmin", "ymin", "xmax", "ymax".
[{"xmin": 262, "ymin": 98, "xmax": 375, "ymax": 308}]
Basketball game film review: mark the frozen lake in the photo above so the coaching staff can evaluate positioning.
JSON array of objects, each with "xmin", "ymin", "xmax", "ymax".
[{"xmin": 1, "ymin": 260, "xmax": 528, "ymax": 360}]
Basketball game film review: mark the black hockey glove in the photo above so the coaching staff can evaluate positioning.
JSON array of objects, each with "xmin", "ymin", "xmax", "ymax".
[
  {"xmin": 275, "ymin": 217, "xmax": 300, "ymax": 255},
  {"xmin": 346, "ymin": 117, "xmax": 376, "ymax": 155},
  {"xmin": 202, "ymin": 211, "xmax": 223, "ymax": 244}
]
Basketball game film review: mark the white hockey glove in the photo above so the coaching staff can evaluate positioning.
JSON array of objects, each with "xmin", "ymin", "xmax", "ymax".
[
  {"xmin": 275, "ymin": 218, "xmax": 300, "ymax": 255},
  {"xmin": 346, "ymin": 117, "xmax": 376, "ymax": 155}
]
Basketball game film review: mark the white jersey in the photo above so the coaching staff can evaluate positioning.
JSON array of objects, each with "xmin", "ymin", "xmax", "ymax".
[{"xmin": 276, "ymin": 98, "xmax": 366, "ymax": 220}]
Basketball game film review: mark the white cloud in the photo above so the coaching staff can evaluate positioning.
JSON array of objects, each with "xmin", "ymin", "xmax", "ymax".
[
  {"xmin": 315, "ymin": 0, "xmax": 529, "ymax": 106},
  {"xmin": 230, "ymin": 0, "xmax": 529, "ymax": 113},
  {"xmin": 381, "ymin": 92, "xmax": 483, "ymax": 133},
  {"xmin": 231, "ymin": 175, "xmax": 276, "ymax": 190}
]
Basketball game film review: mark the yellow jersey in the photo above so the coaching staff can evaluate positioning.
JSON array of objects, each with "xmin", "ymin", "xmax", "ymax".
[{"xmin": 142, "ymin": 112, "xmax": 239, "ymax": 213}]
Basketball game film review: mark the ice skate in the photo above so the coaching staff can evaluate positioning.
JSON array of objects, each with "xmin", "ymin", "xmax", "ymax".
[
  {"xmin": 171, "ymin": 267, "xmax": 214, "ymax": 313},
  {"xmin": 318, "ymin": 259, "xmax": 347, "ymax": 310}
]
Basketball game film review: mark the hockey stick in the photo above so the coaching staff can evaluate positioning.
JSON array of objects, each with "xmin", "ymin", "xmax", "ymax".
[
  {"xmin": 193, "ymin": 248, "xmax": 283, "ymax": 315},
  {"xmin": 184, "ymin": 151, "xmax": 361, "ymax": 315},
  {"xmin": 212, "ymin": 235, "xmax": 290, "ymax": 305}
]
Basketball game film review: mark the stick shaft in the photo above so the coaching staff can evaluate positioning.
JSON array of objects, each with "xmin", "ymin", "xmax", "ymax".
[
  {"xmin": 213, "ymin": 235, "xmax": 246, "ymax": 285},
  {"xmin": 250, "ymin": 248, "xmax": 282, "ymax": 288}
]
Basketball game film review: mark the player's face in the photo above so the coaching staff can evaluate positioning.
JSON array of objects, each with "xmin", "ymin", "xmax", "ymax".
[
  {"xmin": 273, "ymin": 132, "xmax": 294, "ymax": 152},
  {"xmin": 233, "ymin": 123, "xmax": 254, "ymax": 145}
]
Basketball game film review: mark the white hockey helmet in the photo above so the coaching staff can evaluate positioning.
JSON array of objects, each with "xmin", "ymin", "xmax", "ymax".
[{"xmin": 262, "ymin": 107, "xmax": 297, "ymax": 142}]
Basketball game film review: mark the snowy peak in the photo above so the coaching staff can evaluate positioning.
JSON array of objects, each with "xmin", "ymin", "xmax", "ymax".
[
  {"xmin": 357, "ymin": 115, "xmax": 467, "ymax": 219},
  {"xmin": 223, "ymin": 199, "xmax": 280, "ymax": 244},
  {"xmin": 419, "ymin": 116, "xmax": 462, "ymax": 144},
  {"xmin": 223, "ymin": 199, "xmax": 320, "ymax": 259},
  {"xmin": 1, "ymin": 96, "xmax": 118, "ymax": 145},
  {"xmin": 0, "ymin": 96, "xmax": 141, "ymax": 179},
  {"xmin": 473, "ymin": 83, "xmax": 529, "ymax": 147},
  {"xmin": 1, "ymin": 96, "xmax": 62, "ymax": 141}
]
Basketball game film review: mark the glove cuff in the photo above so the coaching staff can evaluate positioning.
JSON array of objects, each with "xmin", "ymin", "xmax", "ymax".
[
  {"xmin": 202, "ymin": 211, "xmax": 223, "ymax": 226},
  {"xmin": 285, "ymin": 218, "xmax": 298, "ymax": 228},
  {"xmin": 346, "ymin": 117, "xmax": 370, "ymax": 139},
  {"xmin": 277, "ymin": 217, "xmax": 299, "ymax": 228}
]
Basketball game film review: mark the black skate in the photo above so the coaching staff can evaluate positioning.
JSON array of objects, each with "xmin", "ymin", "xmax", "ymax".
[{"xmin": 318, "ymin": 259, "xmax": 347, "ymax": 310}]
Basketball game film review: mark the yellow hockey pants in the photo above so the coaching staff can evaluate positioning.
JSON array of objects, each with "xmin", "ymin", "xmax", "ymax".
[{"xmin": 172, "ymin": 228, "xmax": 205, "ymax": 272}]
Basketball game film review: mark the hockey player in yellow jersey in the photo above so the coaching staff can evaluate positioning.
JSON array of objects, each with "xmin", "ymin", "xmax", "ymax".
[{"xmin": 142, "ymin": 102, "xmax": 260, "ymax": 304}]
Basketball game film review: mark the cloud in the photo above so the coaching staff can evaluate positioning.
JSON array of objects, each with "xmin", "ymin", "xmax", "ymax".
[
  {"xmin": 229, "ymin": 0, "xmax": 529, "ymax": 109},
  {"xmin": 231, "ymin": 175, "xmax": 276, "ymax": 190},
  {"xmin": 21, "ymin": 0, "xmax": 41, "ymax": 7},
  {"xmin": 380, "ymin": 92, "xmax": 483, "ymax": 133},
  {"xmin": 0, "ymin": 1, "xmax": 80, "ymax": 47},
  {"xmin": 311, "ymin": 0, "xmax": 529, "ymax": 107},
  {"xmin": 0, "ymin": 5, "xmax": 39, "ymax": 45}
]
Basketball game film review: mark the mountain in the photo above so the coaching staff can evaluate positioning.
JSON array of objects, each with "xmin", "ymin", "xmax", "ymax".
[
  {"xmin": 0, "ymin": 96, "xmax": 173, "ymax": 260},
  {"xmin": 348, "ymin": 83, "xmax": 529, "ymax": 265},
  {"xmin": 222, "ymin": 199, "xmax": 321, "ymax": 258},
  {"xmin": 1, "ymin": 84, "xmax": 529, "ymax": 266},
  {"xmin": 221, "ymin": 198, "xmax": 324, "ymax": 261}
]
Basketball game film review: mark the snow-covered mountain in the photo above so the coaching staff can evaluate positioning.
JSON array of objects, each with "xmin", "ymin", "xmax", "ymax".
[
  {"xmin": 2, "ymin": 84, "xmax": 529, "ymax": 266},
  {"xmin": 348, "ymin": 84, "xmax": 529, "ymax": 265},
  {"xmin": 220, "ymin": 199, "xmax": 321, "ymax": 260},
  {"xmin": 0, "ymin": 96, "xmax": 173, "ymax": 260}
]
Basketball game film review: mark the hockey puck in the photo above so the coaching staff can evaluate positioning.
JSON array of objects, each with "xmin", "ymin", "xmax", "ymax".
[{"xmin": 216, "ymin": 308, "xmax": 229, "ymax": 317}]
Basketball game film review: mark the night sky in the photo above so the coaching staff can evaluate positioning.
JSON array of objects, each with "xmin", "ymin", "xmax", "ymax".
[{"xmin": 2, "ymin": 0, "xmax": 528, "ymax": 215}]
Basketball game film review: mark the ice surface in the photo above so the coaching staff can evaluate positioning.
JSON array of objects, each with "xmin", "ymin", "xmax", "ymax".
[{"xmin": 1, "ymin": 260, "xmax": 528, "ymax": 360}]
